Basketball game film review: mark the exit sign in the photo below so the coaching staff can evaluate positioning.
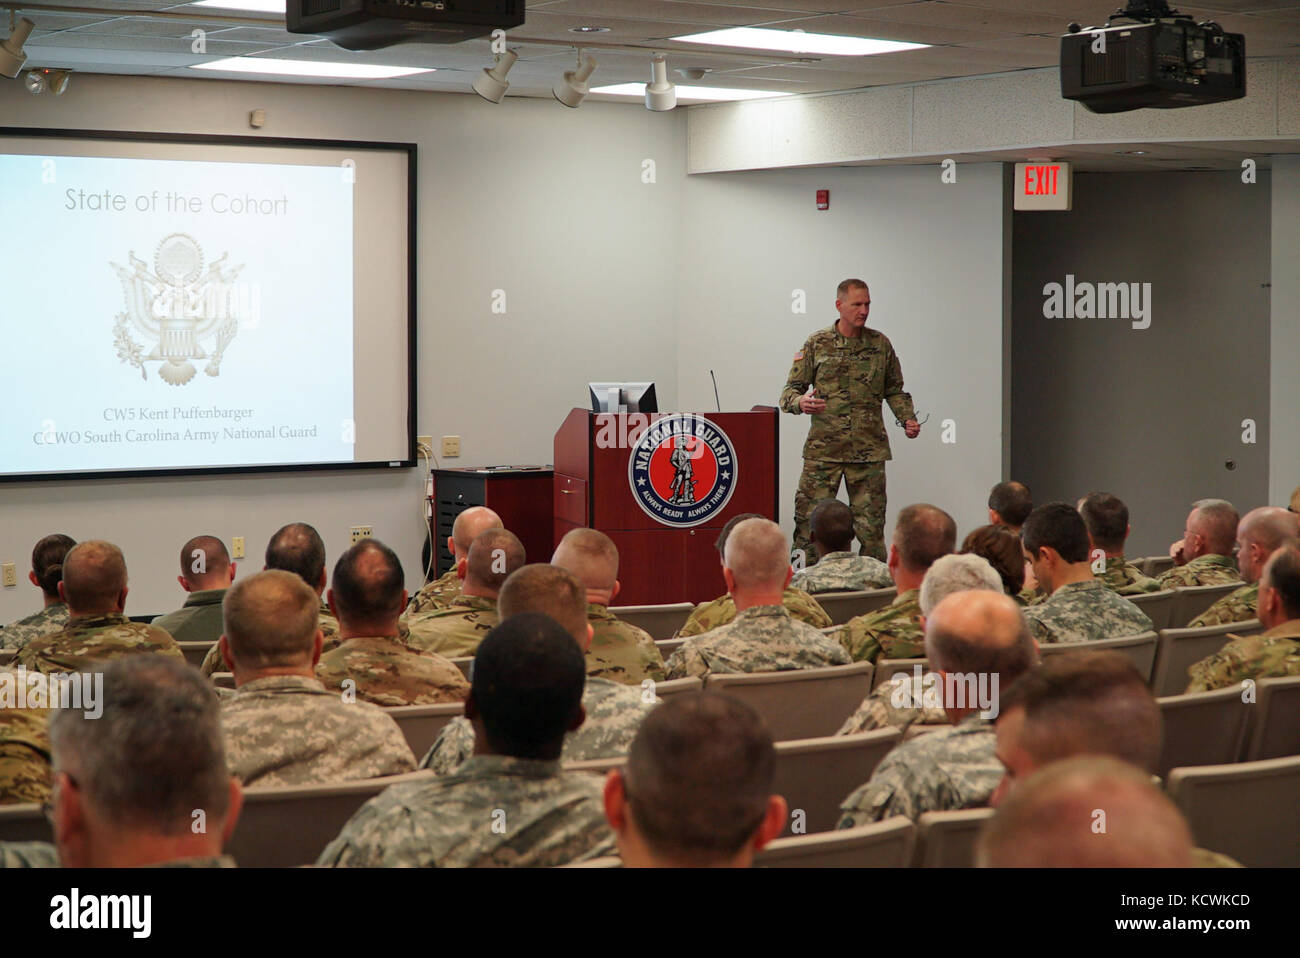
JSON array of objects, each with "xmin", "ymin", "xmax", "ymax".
[{"xmin": 1014, "ymin": 161, "xmax": 1072, "ymax": 210}]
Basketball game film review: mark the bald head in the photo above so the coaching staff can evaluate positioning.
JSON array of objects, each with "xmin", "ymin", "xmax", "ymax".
[
  {"xmin": 180, "ymin": 535, "xmax": 231, "ymax": 590},
  {"xmin": 552, "ymin": 527, "xmax": 619, "ymax": 595},
  {"xmin": 924, "ymin": 590, "xmax": 1037, "ymax": 720},
  {"xmin": 1188, "ymin": 499, "xmax": 1239, "ymax": 558},
  {"xmin": 222, "ymin": 569, "xmax": 320, "ymax": 671},
  {"xmin": 265, "ymin": 522, "xmax": 327, "ymax": 593},
  {"xmin": 979, "ymin": 756, "xmax": 1194, "ymax": 868},
  {"xmin": 1260, "ymin": 542, "xmax": 1300, "ymax": 626},
  {"xmin": 451, "ymin": 507, "xmax": 504, "ymax": 558},
  {"xmin": 1237, "ymin": 507, "xmax": 1300, "ymax": 584},
  {"xmin": 722, "ymin": 518, "xmax": 791, "ymax": 592},
  {"xmin": 330, "ymin": 539, "xmax": 405, "ymax": 632},
  {"xmin": 464, "ymin": 528, "xmax": 526, "ymax": 595},
  {"xmin": 498, "ymin": 563, "xmax": 589, "ymax": 647},
  {"xmin": 60, "ymin": 540, "xmax": 128, "ymax": 615}
]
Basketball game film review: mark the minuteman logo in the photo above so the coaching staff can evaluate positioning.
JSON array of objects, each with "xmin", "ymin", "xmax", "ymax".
[{"xmin": 628, "ymin": 414, "xmax": 738, "ymax": 528}]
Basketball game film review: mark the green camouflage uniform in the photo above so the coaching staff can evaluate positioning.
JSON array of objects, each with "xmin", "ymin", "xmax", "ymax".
[
  {"xmin": 15, "ymin": 613, "xmax": 181, "ymax": 675},
  {"xmin": 316, "ymin": 634, "xmax": 470, "ymax": 707},
  {"xmin": 1022, "ymin": 580, "xmax": 1153, "ymax": 644},
  {"xmin": 675, "ymin": 587, "xmax": 830, "ymax": 638},
  {"xmin": 201, "ymin": 601, "xmax": 340, "ymax": 677},
  {"xmin": 828, "ymin": 588, "xmax": 925, "ymax": 664},
  {"xmin": 0, "ymin": 842, "xmax": 59, "ymax": 867},
  {"xmin": 152, "ymin": 588, "xmax": 227, "ymax": 644},
  {"xmin": 1156, "ymin": 553, "xmax": 1243, "ymax": 590},
  {"xmin": 421, "ymin": 677, "xmax": 653, "ymax": 775},
  {"xmin": 221, "ymin": 674, "xmax": 415, "ymax": 787},
  {"xmin": 1017, "ymin": 586, "xmax": 1045, "ymax": 606},
  {"xmin": 1184, "ymin": 620, "xmax": 1300, "ymax": 693},
  {"xmin": 318, "ymin": 755, "xmax": 617, "ymax": 867},
  {"xmin": 0, "ymin": 603, "xmax": 70, "ymax": 651},
  {"xmin": 780, "ymin": 325, "xmax": 916, "ymax": 561},
  {"xmin": 0, "ymin": 669, "xmax": 52, "ymax": 806},
  {"xmin": 837, "ymin": 716, "xmax": 999, "ymax": 825},
  {"xmin": 586, "ymin": 604, "xmax": 666, "ymax": 685},
  {"xmin": 664, "ymin": 605, "xmax": 851, "ymax": 682},
  {"xmin": 1096, "ymin": 555, "xmax": 1162, "ymax": 595},
  {"xmin": 1189, "ymin": 582, "xmax": 1259, "ymax": 628},
  {"xmin": 791, "ymin": 551, "xmax": 892, "ymax": 593},
  {"xmin": 405, "ymin": 568, "xmax": 461, "ymax": 616},
  {"xmin": 405, "ymin": 594, "xmax": 498, "ymax": 659},
  {"xmin": 837, "ymin": 671, "xmax": 948, "ymax": 735}
]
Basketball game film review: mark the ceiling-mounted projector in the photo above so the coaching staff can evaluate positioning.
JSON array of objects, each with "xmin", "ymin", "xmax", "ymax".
[{"xmin": 287, "ymin": 0, "xmax": 525, "ymax": 52}]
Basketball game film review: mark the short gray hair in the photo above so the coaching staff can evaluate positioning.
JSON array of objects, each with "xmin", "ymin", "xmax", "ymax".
[{"xmin": 919, "ymin": 553, "xmax": 1004, "ymax": 616}]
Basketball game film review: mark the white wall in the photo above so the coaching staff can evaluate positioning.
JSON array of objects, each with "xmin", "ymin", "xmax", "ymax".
[{"xmin": 1271, "ymin": 156, "xmax": 1300, "ymax": 506}]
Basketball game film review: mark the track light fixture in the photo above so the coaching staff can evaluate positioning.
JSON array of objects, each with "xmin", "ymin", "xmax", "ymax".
[
  {"xmin": 1, "ymin": 16, "xmax": 35, "ymax": 79},
  {"xmin": 645, "ymin": 53, "xmax": 676, "ymax": 111},
  {"xmin": 553, "ymin": 50, "xmax": 596, "ymax": 109},
  {"xmin": 472, "ymin": 48, "xmax": 517, "ymax": 103},
  {"xmin": 25, "ymin": 68, "xmax": 70, "ymax": 95}
]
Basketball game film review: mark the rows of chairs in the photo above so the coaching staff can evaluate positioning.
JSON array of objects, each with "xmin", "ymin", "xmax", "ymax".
[{"xmin": 1125, "ymin": 582, "xmax": 1242, "ymax": 631}]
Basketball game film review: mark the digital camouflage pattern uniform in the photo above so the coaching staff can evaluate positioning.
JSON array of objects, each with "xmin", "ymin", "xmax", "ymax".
[
  {"xmin": 1096, "ymin": 555, "xmax": 1162, "ymax": 595},
  {"xmin": 837, "ymin": 716, "xmax": 999, "ymax": 825},
  {"xmin": 664, "ymin": 605, "xmax": 851, "ymax": 682},
  {"xmin": 791, "ymin": 551, "xmax": 892, "ymax": 593},
  {"xmin": 1156, "ymin": 553, "xmax": 1243, "ymax": 590},
  {"xmin": 828, "ymin": 588, "xmax": 925, "ymax": 664},
  {"xmin": 0, "ymin": 669, "xmax": 52, "ymax": 805},
  {"xmin": 585, "ymin": 604, "xmax": 666, "ymax": 685},
  {"xmin": 780, "ymin": 325, "xmax": 916, "ymax": 562},
  {"xmin": 421, "ymin": 677, "xmax": 653, "ymax": 775},
  {"xmin": 1022, "ymin": 580, "xmax": 1153, "ymax": 644},
  {"xmin": 1188, "ymin": 582, "xmax": 1259, "ymax": 629},
  {"xmin": 837, "ymin": 671, "xmax": 948, "ymax": 735},
  {"xmin": 675, "ymin": 587, "xmax": 830, "ymax": 638},
  {"xmin": 405, "ymin": 594, "xmax": 498, "ymax": 658},
  {"xmin": 15, "ymin": 613, "xmax": 181, "ymax": 675},
  {"xmin": 221, "ymin": 674, "xmax": 415, "ymax": 787},
  {"xmin": 0, "ymin": 842, "xmax": 58, "ymax": 867},
  {"xmin": 318, "ymin": 755, "xmax": 616, "ymax": 867},
  {"xmin": 1017, "ymin": 586, "xmax": 1045, "ymax": 606},
  {"xmin": 1184, "ymin": 620, "xmax": 1300, "ymax": 693},
  {"xmin": 152, "ymin": 588, "xmax": 227, "ymax": 644},
  {"xmin": 405, "ymin": 568, "xmax": 461, "ymax": 616},
  {"xmin": 200, "ymin": 601, "xmax": 340, "ymax": 677},
  {"xmin": 0, "ymin": 603, "xmax": 70, "ymax": 650},
  {"xmin": 315, "ymin": 634, "xmax": 470, "ymax": 706}
]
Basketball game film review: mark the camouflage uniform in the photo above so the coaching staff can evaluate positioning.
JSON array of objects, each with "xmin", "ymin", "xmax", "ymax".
[
  {"xmin": 1188, "ymin": 582, "xmax": 1259, "ymax": 629},
  {"xmin": 316, "ymin": 634, "xmax": 470, "ymax": 707},
  {"xmin": 317, "ymin": 755, "xmax": 617, "ymax": 867},
  {"xmin": 828, "ymin": 588, "xmax": 925, "ymax": 664},
  {"xmin": 1156, "ymin": 553, "xmax": 1243, "ymax": 590},
  {"xmin": 405, "ymin": 595, "xmax": 498, "ymax": 658},
  {"xmin": 199, "ymin": 601, "xmax": 340, "ymax": 677},
  {"xmin": 1022, "ymin": 580, "xmax": 1153, "ymax": 644},
  {"xmin": 152, "ymin": 588, "xmax": 227, "ymax": 644},
  {"xmin": 221, "ymin": 674, "xmax": 415, "ymax": 787},
  {"xmin": 0, "ymin": 842, "xmax": 59, "ymax": 868},
  {"xmin": 837, "ymin": 716, "xmax": 999, "ymax": 825},
  {"xmin": 0, "ymin": 669, "xmax": 52, "ymax": 806},
  {"xmin": 780, "ymin": 325, "xmax": 916, "ymax": 561},
  {"xmin": 0, "ymin": 603, "xmax": 70, "ymax": 651},
  {"xmin": 664, "ymin": 605, "xmax": 851, "ymax": 682},
  {"xmin": 1184, "ymin": 620, "xmax": 1300, "ymax": 693},
  {"xmin": 791, "ymin": 551, "xmax": 892, "ymax": 593},
  {"xmin": 405, "ymin": 568, "xmax": 462, "ymax": 616},
  {"xmin": 159, "ymin": 856, "xmax": 237, "ymax": 868},
  {"xmin": 1017, "ymin": 586, "xmax": 1045, "ymax": 606},
  {"xmin": 675, "ymin": 587, "xmax": 830, "ymax": 638},
  {"xmin": 837, "ymin": 671, "xmax": 948, "ymax": 735},
  {"xmin": 586, "ymin": 604, "xmax": 666, "ymax": 685},
  {"xmin": 421, "ymin": 677, "xmax": 653, "ymax": 775},
  {"xmin": 15, "ymin": 613, "xmax": 181, "ymax": 675},
  {"xmin": 1096, "ymin": 555, "xmax": 1162, "ymax": 596}
]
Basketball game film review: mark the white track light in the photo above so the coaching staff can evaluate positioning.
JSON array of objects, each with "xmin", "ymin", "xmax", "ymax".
[
  {"xmin": 472, "ymin": 49, "xmax": 517, "ymax": 103},
  {"xmin": 553, "ymin": 51, "xmax": 597, "ymax": 108},
  {"xmin": 645, "ymin": 53, "xmax": 676, "ymax": 111}
]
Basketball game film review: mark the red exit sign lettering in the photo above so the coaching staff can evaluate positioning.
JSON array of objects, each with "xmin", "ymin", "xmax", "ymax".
[{"xmin": 1014, "ymin": 161, "xmax": 1073, "ymax": 211}]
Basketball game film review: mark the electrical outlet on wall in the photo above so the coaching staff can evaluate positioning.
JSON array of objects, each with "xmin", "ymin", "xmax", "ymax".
[
  {"xmin": 1, "ymin": 562, "xmax": 15, "ymax": 588},
  {"xmin": 231, "ymin": 536, "xmax": 246, "ymax": 559},
  {"xmin": 351, "ymin": 526, "xmax": 373, "ymax": 544},
  {"xmin": 442, "ymin": 436, "xmax": 460, "ymax": 457}
]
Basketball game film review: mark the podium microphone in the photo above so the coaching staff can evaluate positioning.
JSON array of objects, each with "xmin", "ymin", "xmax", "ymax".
[{"xmin": 709, "ymin": 370, "xmax": 722, "ymax": 412}]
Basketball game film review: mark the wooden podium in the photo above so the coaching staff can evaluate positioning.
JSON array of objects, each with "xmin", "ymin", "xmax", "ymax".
[{"xmin": 553, "ymin": 406, "xmax": 778, "ymax": 605}]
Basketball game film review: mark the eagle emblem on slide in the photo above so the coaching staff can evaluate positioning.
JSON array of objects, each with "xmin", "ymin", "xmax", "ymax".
[{"xmin": 110, "ymin": 233, "xmax": 247, "ymax": 385}]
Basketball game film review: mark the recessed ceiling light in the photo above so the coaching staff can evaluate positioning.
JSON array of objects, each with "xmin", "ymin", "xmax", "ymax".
[
  {"xmin": 592, "ymin": 83, "xmax": 790, "ymax": 102},
  {"xmin": 191, "ymin": 57, "xmax": 433, "ymax": 79},
  {"xmin": 570, "ymin": 26, "xmax": 609, "ymax": 34},
  {"xmin": 191, "ymin": 0, "xmax": 286, "ymax": 12},
  {"xmin": 672, "ymin": 27, "xmax": 927, "ymax": 56}
]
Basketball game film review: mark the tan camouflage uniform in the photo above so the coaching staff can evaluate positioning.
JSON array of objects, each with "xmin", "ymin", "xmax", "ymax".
[
  {"xmin": 585, "ymin": 604, "xmax": 666, "ymax": 685},
  {"xmin": 780, "ymin": 325, "xmax": 916, "ymax": 561},
  {"xmin": 1184, "ymin": 620, "xmax": 1300, "ymax": 693},
  {"xmin": 1096, "ymin": 555, "xmax": 1162, "ymax": 595},
  {"xmin": 15, "ymin": 613, "xmax": 181, "ymax": 675},
  {"xmin": 664, "ymin": 605, "xmax": 851, "ymax": 682},
  {"xmin": 0, "ymin": 669, "xmax": 52, "ymax": 806},
  {"xmin": 421, "ymin": 677, "xmax": 653, "ymax": 774},
  {"xmin": 1017, "ymin": 586, "xmax": 1046, "ymax": 606},
  {"xmin": 675, "ymin": 587, "xmax": 830, "ymax": 638},
  {"xmin": 1156, "ymin": 554, "xmax": 1243, "ymax": 590},
  {"xmin": 1022, "ymin": 580, "xmax": 1154, "ymax": 644},
  {"xmin": 315, "ymin": 634, "xmax": 470, "ymax": 707},
  {"xmin": 317, "ymin": 755, "xmax": 616, "ymax": 867},
  {"xmin": 405, "ymin": 595, "xmax": 499, "ymax": 658},
  {"xmin": 791, "ymin": 551, "xmax": 892, "ymax": 593},
  {"xmin": 837, "ymin": 671, "xmax": 948, "ymax": 735},
  {"xmin": 837, "ymin": 716, "xmax": 999, "ymax": 825},
  {"xmin": 0, "ymin": 603, "xmax": 70, "ymax": 651},
  {"xmin": 828, "ymin": 588, "xmax": 925, "ymax": 664},
  {"xmin": 199, "ymin": 602, "xmax": 340, "ymax": 677},
  {"xmin": 405, "ymin": 568, "xmax": 462, "ymax": 616},
  {"xmin": 0, "ymin": 842, "xmax": 59, "ymax": 867},
  {"xmin": 221, "ymin": 674, "xmax": 415, "ymax": 787},
  {"xmin": 1188, "ymin": 582, "xmax": 1259, "ymax": 628},
  {"xmin": 152, "ymin": 588, "xmax": 227, "ymax": 644}
]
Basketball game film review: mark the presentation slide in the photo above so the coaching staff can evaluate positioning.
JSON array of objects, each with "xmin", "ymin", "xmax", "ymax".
[{"xmin": 0, "ymin": 135, "xmax": 412, "ymax": 480}]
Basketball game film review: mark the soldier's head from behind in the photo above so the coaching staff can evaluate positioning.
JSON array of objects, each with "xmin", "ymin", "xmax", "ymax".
[
  {"xmin": 467, "ymin": 612, "xmax": 586, "ymax": 762},
  {"xmin": 265, "ymin": 522, "xmax": 328, "ymax": 595},
  {"xmin": 722, "ymin": 518, "xmax": 792, "ymax": 608},
  {"xmin": 978, "ymin": 756, "xmax": 1193, "ymax": 868},
  {"xmin": 1182, "ymin": 498, "xmax": 1239, "ymax": 561},
  {"xmin": 31, "ymin": 533, "xmax": 76, "ymax": 600},
  {"xmin": 1021, "ymin": 502, "xmax": 1091, "ymax": 595},
  {"xmin": 1076, "ymin": 493, "xmax": 1131, "ymax": 556},
  {"xmin": 328, "ymin": 539, "xmax": 406, "ymax": 637},
  {"xmin": 552, "ymin": 527, "xmax": 622, "ymax": 607},
  {"xmin": 924, "ymin": 590, "xmax": 1038, "ymax": 724},
  {"xmin": 714, "ymin": 512, "xmax": 765, "ymax": 559},
  {"xmin": 960, "ymin": 524, "xmax": 1025, "ymax": 598},
  {"xmin": 991, "ymin": 651, "xmax": 1161, "ymax": 807},
  {"xmin": 809, "ymin": 498, "xmax": 855, "ymax": 560},
  {"xmin": 604, "ymin": 692, "xmax": 786, "ymax": 868},
  {"xmin": 59, "ymin": 540, "xmax": 129, "ymax": 617},
  {"xmin": 449, "ymin": 506, "xmax": 504, "ymax": 563},
  {"xmin": 178, "ymin": 534, "xmax": 234, "ymax": 593},
  {"xmin": 889, "ymin": 504, "xmax": 957, "ymax": 588},
  {"xmin": 988, "ymin": 481, "xmax": 1033, "ymax": 532},
  {"xmin": 1257, "ymin": 542, "xmax": 1300, "ymax": 630},
  {"xmin": 499, "ymin": 563, "xmax": 592, "ymax": 651},
  {"xmin": 1235, "ymin": 507, "xmax": 1300, "ymax": 585},
  {"xmin": 919, "ymin": 553, "xmax": 1004, "ymax": 619},
  {"xmin": 48, "ymin": 656, "xmax": 242, "ymax": 867},
  {"xmin": 461, "ymin": 528, "xmax": 525, "ymax": 598},
  {"xmin": 219, "ymin": 569, "xmax": 322, "ymax": 684}
]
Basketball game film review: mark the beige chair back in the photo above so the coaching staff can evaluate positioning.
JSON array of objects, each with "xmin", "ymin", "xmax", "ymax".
[
  {"xmin": 1243, "ymin": 675, "xmax": 1300, "ymax": 761},
  {"xmin": 386, "ymin": 701, "xmax": 465, "ymax": 757},
  {"xmin": 610, "ymin": 602, "xmax": 695, "ymax": 640},
  {"xmin": 1138, "ymin": 555, "xmax": 1176, "ymax": 578},
  {"xmin": 1167, "ymin": 755, "xmax": 1300, "ymax": 867},
  {"xmin": 815, "ymin": 588, "xmax": 896, "ymax": 625},
  {"xmin": 1124, "ymin": 590, "xmax": 1178, "ymax": 631},
  {"xmin": 1151, "ymin": 620, "xmax": 1263, "ymax": 697},
  {"xmin": 913, "ymin": 808, "xmax": 995, "ymax": 867},
  {"xmin": 1155, "ymin": 687, "xmax": 1249, "ymax": 778},
  {"xmin": 706, "ymin": 661, "xmax": 875, "ymax": 741},
  {"xmin": 1172, "ymin": 582, "xmax": 1247, "ymax": 629},
  {"xmin": 563, "ymin": 856, "xmax": 622, "ymax": 868},
  {"xmin": 756, "ymin": 817, "xmax": 914, "ymax": 867},
  {"xmin": 177, "ymin": 641, "xmax": 213, "ymax": 669},
  {"xmin": 647, "ymin": 676, "xmax": 703, "ymax": 702},
  {"xmin": 1038, "ymin": 631, "xmax": 1158, "ymax": 682},
  {"xmin": 872, "ymin": 658, "xmax": 929, "ymax": 691},
  {"xmin": 0, "ymin": 803, "xmax": 47, "ymax": 844},
  {"xmin": 655, "ymin": 637, "xmax": 686, "ymax": 660},
  {"xmin": 771, "ymin": 728, "xmax": 903, "ymax": 835}
]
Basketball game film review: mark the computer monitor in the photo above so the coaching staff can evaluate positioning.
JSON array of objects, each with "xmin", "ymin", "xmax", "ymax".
[{"xmin": 589, "ymin": 382, "xmax": 658, "ymax": 414}]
